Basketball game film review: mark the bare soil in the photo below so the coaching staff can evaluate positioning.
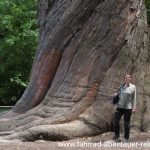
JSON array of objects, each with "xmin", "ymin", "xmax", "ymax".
[{"xmin": 0, "ymin": 132, "xmax": 150, "ymax": 150}]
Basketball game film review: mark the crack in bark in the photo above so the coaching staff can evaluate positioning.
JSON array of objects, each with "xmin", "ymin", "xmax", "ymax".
[
  {"xmin": 79, "ymin": 117, "xmax": 110, "ymax": 133},
  {"xmin": 140, "ymin": 99, "xmax": 147, "ymax": 131}
]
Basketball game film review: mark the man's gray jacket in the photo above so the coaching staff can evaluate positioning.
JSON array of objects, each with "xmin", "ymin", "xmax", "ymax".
[{"xmin": 117, "ymin": 83, "xmax": 136, "ymax": 109}]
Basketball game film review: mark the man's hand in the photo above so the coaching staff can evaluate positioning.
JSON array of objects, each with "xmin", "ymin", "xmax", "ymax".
[
  {"xmin": 132, "ymin": 108, "xmax": 136, "ymax": 112},
  {"xmin": 114, "ymin": 93, "xmax": 118, "ymax": 96}
]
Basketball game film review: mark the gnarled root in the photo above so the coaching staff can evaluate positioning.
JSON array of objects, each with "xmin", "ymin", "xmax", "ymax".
[{"xmin": 0, "ymin": 120, "xmax": 101, "ymax": 142}]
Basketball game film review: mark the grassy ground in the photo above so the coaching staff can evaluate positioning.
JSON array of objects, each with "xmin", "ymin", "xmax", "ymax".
[{"xmin": 0, "ymin": 108, "xmax": 11, "ymax": 113}]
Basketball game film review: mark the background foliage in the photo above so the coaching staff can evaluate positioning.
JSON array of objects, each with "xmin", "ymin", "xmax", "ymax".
[
  {"xmin": 0, "ymin": 0, "xmax": 149, "ymax": 105},
  {"xmin": 145, "ymin": 0, "xmax": 150, "ymax": 25},
  {"xmin": 0, "ymin": 0, "xmax": 38, "ymax": 105}
]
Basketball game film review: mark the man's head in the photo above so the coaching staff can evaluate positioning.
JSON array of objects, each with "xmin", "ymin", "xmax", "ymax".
[{"xmin": 124, "ymin": 74, "xmax": 131, "ymax": 84}]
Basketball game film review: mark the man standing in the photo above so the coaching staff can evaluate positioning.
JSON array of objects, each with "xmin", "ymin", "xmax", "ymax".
[{"xmin": 113, "ymin": 74, "xmax": 136, "ymax": 142}]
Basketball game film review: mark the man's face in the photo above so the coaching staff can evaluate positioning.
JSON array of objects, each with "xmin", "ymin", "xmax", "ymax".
[{"xmin": 124, "ymin": 75, "xmax": 131, "ymax": 83}]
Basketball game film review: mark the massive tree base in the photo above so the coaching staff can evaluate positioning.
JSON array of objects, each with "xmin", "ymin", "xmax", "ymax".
[{"xmin": 0, "ymin": 0, "xmax": 150, "ymax": 141}]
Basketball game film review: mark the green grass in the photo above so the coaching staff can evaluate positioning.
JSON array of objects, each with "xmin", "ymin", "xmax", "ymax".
[{"xmin": 0, "ymin": 108, "xmax": 12, "ymax": 113}]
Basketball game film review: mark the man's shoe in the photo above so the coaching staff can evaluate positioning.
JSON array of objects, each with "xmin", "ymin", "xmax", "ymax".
[
  {"xmin": 113, "ymin": 135, "xmax": 121, "ymax": 142},
  {"xmin": 113, "ymin": 135, "xmax": 119, "ymax": 140},
  {"xmin": 123, "ymin": 139, "xmax": 129, "ymax": 143},
  {"xmin": 115, "ymin": 138, "xmax": 122, "ymax": 142}
]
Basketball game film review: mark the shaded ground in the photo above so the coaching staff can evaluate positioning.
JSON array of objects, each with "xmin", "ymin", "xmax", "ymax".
[{"xmin": 0, "ymin": 132, "xmax": 150, "ymax": 150}]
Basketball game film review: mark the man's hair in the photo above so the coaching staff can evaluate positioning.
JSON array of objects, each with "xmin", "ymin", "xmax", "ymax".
[{"xmin": 124, "ymin": 74, "xmax": 132, "ymax": 79}]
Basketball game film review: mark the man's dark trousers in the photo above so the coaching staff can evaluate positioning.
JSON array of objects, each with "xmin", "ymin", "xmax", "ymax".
[{"xmin": 114, "ymin": 107, "xmax": 132, "ymax": 139}]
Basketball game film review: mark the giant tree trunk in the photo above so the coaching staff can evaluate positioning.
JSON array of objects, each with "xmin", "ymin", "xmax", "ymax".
[{"xmin": 0, "ymin": 0, "xmax": 150, "ymax": 141}]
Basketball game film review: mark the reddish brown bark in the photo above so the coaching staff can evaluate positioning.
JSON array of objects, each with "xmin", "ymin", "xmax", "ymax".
[{"xmin": 13, "ymin": 49, "xmax": 62, "ymax": 113}]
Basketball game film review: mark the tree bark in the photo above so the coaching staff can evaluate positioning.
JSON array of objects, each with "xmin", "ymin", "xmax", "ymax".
[{"xmin": 0, "ymin": 0, "xmax": 150, "ymax": 141}]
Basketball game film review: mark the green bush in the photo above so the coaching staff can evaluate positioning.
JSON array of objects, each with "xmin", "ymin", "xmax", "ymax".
[
  {"xmin": 145, "ymin": 0, "xmax": 150, "ymax": 25},
  {"xmin": 0, "ymin": 0, "xmax": 38, "ymax": 105}
]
